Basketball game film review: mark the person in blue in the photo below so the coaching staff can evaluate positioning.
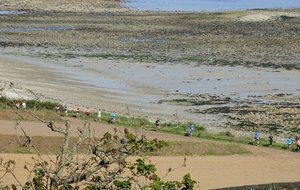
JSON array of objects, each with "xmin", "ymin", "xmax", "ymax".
[
  {"xmin": 254, "ymin": 130, "xmax": 260, "ymax": 145},
  {"xmin": 287, "ymin": 136, "xmax": 294, "ymax": 150},
  {"xmin": 110, "ymin": 111, "xmax": 116, "ymax": 123},
  {"xmin": 188, "ymin": 123, "xmax": 194, "ymax": 137}
]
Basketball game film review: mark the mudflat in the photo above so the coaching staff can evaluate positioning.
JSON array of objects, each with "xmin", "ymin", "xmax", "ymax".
[{"xmin": 0, "ymin": 0, "xmax": 299, "ymax": 139}]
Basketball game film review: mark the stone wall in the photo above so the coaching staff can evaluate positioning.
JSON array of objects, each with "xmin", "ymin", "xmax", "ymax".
[{"xmin": 215, "ymin": 182, "xmax": 300, "ymax": 190}]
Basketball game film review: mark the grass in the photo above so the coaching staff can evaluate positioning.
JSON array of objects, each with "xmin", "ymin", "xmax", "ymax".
[
  {"xmin": 0, "ymin": 97, "xmax": 57, "ymax": 110},
  {"xmin": 0, "ymin": 134, "xmax": 249, "ymax": 156},
  {"xmin": 146, "ymin": 141, "xmax": 250, "ymax": 156}
]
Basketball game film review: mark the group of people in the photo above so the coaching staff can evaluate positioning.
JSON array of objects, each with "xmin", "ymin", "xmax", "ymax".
[
  {"xmin": 54, "ymin": 104, "xmax": 118, "ymax": 124},
  {"xmin": 53, "ymin": 104, "xmax": 300, "ymax": 149},
  {"xmin": 55, "ymin": 104, "xmax": 69, "ymax": 116},
  {"xmin": 285, "ymin": 136, "xmax": 300, "ymax": 151},
  {"xmin": 254, "ymin": 130, "xmax": 300, "ymax": 151},
  {"xmin": 287, "ymin": 136, "xmax": 300, "ymax": 151},
  {"xmin": 15, "ymin": 101, "xmax": 26, "ymax": 109}
]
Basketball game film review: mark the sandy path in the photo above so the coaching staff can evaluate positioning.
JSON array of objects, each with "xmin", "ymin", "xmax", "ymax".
[
  {"xmin": 0, "ymin": 118, "xmax": 201, "ymax": 142},
  {"xmin": 1, "ymin": 147, "xmax": 300, "ymax": 189}
]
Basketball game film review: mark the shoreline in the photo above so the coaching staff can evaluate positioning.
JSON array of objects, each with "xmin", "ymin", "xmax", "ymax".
[
  {"xmin": 0, "ymin": 4, "xmax": 299, "ymax": 142},
  {"xmin": 1, "ymin": 52, "xmax": 299, "ymax": 143}
]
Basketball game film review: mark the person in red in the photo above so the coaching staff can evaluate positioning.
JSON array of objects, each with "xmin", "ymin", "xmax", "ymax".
[
  {"xmin": 15, "ymin": 102, "xmax": 21, "ymax": 109},
  {"xmin": 85, "ymin": 107, "xmax": 91, "ymax": 118},
  {"xmin": 297, "ymin": 137, "xmax": 300, "ymax": 152}
]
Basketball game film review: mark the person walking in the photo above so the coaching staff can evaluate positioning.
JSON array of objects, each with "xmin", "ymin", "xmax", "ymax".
[
  {"xmin": 22, "ymin": 102, "xmax": 26, "ymax": 109},
  {"xmin": 16, "ymin": 102, "xmax": 20, "ymax": 109},
  {"xmin": 155, "ymin": 119, "xmax": 160, "ymax": 129},
  {"xmin": 76, "ymin": 106, "xmax": 80, "ymax": 117},
  {"xmin": 297, "ymin": 137, "xmax": 300, "ymax": 152},
  {"xmin": 110, "ymin": 111, "xmax": 116, "ymax": 123},
  {"xmin": 55, "ymin": 104, "xmax": 60, "ymax": 114},
  {"xmin": 97, "ymin": 109, "xmax": 102, "ymax": 122},
  {"xmin": 268, "ymin": 135, "xmax": 273, "ymax": 146},
  {"xmin": 287, "ymin": 136, "xmax": 294, "ymax": 150},
  {"xmin": 64, "ymin": 105, "xmax": 68, "ymax": 116},
  {"xmin": 254, "ymin": 130, "xmax": 260, "ymax": 145},
  {"xmin": 188, "ymin": 124, "xmax": 194, "ymax": 137},
  {"xmin": 85, "ymin": 107, "xmax": 91, "ymax": 118}
]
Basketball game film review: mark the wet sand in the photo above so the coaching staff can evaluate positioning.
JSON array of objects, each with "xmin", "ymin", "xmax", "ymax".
[{"xmin": 1, "ymin": 53, "xmax": 300, "ymax": 128}]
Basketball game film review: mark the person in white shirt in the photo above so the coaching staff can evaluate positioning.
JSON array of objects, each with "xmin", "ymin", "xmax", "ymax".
[{"xmin": 97, "ymin": 109, "xmax": 102, "ymax": 122}]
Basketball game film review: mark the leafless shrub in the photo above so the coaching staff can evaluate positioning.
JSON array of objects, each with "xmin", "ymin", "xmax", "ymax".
[{"xmin": 0, "ymin": 82, "xmax": 196, "ymax": 189}]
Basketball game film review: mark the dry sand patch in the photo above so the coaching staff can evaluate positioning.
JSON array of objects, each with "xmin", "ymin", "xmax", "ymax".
[
  {"xmin": 1, "ymin": 149, "xmax": 300, "ymax": 190},
  {"xmin": 239, "ymin": 11, "xmax": 300, "ymax": 21}
]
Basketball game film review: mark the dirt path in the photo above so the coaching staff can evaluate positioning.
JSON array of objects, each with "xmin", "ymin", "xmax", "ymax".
[
  {"xmin": 1, "ymin": 148, "xmax": 300, "ymax": 189},
  {"xmin": 0, "ymin": 118, "xmax": 202, "ymax": 142},
  {"xmin": 1, "ymin": 118, "xmax": 300, "ymax": 189}
]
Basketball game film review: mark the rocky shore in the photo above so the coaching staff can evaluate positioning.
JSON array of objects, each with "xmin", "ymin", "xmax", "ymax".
[{"xmin": 0, "ymin": 5, "xmax": 300, "ymax": 70}]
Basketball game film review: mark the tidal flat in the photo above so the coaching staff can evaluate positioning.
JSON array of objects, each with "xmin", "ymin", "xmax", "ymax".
[{"xmin": 0, "ymin": 1, "xmax": 300, "ymax": 141}]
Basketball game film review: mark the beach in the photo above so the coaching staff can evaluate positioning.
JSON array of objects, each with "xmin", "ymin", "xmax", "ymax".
[{"xmin": 0, "ymin": 1, "xmax": 300, "ymax": 189}]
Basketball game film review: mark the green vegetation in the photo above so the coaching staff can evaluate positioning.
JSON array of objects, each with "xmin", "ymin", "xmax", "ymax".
[
  {"xmin": 0, "ymin": 134, "xmax": 249, "ymax": 156},
  {"xmin": 146, "ymin": 141, "xmax": 250, "ymax": 156},
  {"xmin": 0, "ymin": 97, "xmax": 56, "ymax": 110}
]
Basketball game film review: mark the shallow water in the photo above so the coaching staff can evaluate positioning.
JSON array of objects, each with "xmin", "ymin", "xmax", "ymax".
[
  {"xmin": 0, "ymin": 10, "xmax": 26, "ymax": 15},
  {"xmin": 0, "ymin": 27, "xmax": 78, "ymax": 32},
  {"xmin": 123, "ymin": 0, "xmax": 300, "ymax": 12}
]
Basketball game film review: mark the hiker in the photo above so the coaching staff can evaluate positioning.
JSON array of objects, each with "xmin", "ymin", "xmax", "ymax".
[
  {"xmin": 55, "ymin": 104, "xmax": 60, "ymax": 113},
  {"xmin": 15, "ymin": 102, "xmax": 20, "ymax": 109},
  {"xmin": 97, "ymin": 109, "xmax": 102, "ymax": 122},
  {"xmin": 22, "ymin": 102, "xmax": 26, "ymax": 109},
  {"xmin": 155, "ymin": 119, "xmax": 160, "ymax": 129},
  {"xmin": 76, "ymin": 106, "xmax": 80, "ymax": 117},
  {"xmin": 254, "ymin": 130, "xmax": 260, "ymax": 145},
  {"xmin": 110, "ymin": 111, "xmax": 116, "ymax": 123},
  {"xmin": 287, "ymin": 136, "xmax": 294, "ymax": 150},
  {"xmin": 85, "ymin": 107, "xmax": 91, "ymax": 118},
  {"xmin": 268, "ymin": 135, "xmax": 273, "ymax": 146},
  {"xmin": 64, "ymin": 105, "xmax": 68, "ymax": 116},
  {"xmin": 297, "ymin": 137, "xmax": 300, "ymax": 152},
  {"xmin": 188, "ymin": 124, "xmax": 194, "ymax": 137}
]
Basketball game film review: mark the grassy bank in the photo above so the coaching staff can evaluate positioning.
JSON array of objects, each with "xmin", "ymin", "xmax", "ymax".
[
  {"xmin": 0, "ymin": 134, "xmax": 250, "ymax": 156},
  {"xmin": 0, "ymin": 97, "xmax": 293, "ymax": 152}
]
